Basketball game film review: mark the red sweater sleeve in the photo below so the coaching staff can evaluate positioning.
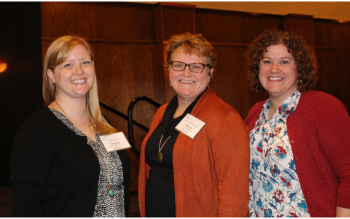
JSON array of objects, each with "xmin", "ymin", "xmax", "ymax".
[{"xmin": 316, "ymin": 95, "xmax": 350, "ymax": 209}]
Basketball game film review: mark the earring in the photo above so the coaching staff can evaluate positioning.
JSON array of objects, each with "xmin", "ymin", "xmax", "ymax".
[
  {"xmin": 170, "ymin": 83, "xmax": 172, "ymax": 87},
  {"xmin": 297, "ymin": 79, "xmax": 302, "ymax": 90}
]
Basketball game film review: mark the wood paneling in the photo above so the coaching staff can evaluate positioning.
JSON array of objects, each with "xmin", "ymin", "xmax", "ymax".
[
  {"xmin": 313, "ymin": 19, "xmax": 350, "ymax": 48},
  {"xmin": 162, "ymin": 3, "xmax": 196, "ymax": 39},
  {"xmin": 238, "ymin": 14, "xmax": 283, "ymax": 44},
  {"xmin": 211, "ymin": 46, "xmax": 269, "ymax": 119},
  {"xmin": 283, "ymin": 14, "xmax": 314, "ymax": 45},
  {"xmin": 196, "ymin": 9, "xmax": 282, "ymax": 44},
  {"xmin": 153, "ymin": 43, "xmax": 167, "ymax": 104},
  {"xmin": 41, "ymin": 2, "xmax": 155, "ymax": 41},
  {"xmin": 94, "ymin": 43, "xmax": 156, "ymax": 110},
  {"xmin": 315, "ymin": 48, "xmax": 350, "ymax": 110},
  {"xmin": 313, "ymin": 19, "xmax": 350, "ymax": 112}
]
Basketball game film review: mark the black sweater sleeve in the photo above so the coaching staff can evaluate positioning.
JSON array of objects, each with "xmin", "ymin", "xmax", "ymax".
[{"xmin": 10, "ymin": 115, "xmax": 53, "ymax": 216}]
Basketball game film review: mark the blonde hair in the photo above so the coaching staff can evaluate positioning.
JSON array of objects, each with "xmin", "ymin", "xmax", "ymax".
[{"xmin": 42, "ymin": 35, "xmax": 116, "ymax": 135}]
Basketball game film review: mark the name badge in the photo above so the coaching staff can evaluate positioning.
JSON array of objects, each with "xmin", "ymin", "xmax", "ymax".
[
  {"xmin": 175, "ymin": 113, "xmax": 205, "ymax": 139},
  {"xmin": 99, "ymin": 132, "xmax": 131, "ymax": 152}
]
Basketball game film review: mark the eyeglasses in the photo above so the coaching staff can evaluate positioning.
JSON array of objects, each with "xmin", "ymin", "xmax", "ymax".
[{"xmin": 168, "ymin": 61, "xmax": 212, "ymax": 73}]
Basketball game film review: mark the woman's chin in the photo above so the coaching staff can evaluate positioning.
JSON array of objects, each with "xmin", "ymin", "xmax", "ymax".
[{"xmin": 176, "ymin": 91, "xmax": 196, "ymax": 100}]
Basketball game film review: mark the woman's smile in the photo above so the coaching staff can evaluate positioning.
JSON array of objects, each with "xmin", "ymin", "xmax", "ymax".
[{"xmin": 169, "ymin": 50, "xmax": 211, "ymax": 104}]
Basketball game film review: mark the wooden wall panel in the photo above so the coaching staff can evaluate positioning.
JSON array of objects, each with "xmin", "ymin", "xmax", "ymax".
[
  {"xmin": 94, "ymin": 43, "xmax": 157, "ymax": 123},
  {"xmin": 283, "ymin": 14, "xmax": 314, "ymax": 44},
  {"xmin": 41, "ymin": 2, "xmax": 155, "ymax": 41},
  {"xmin": 196, "ymin": 9, "xmax": 244, "ymax": 43},
  {"xmin": 315, "ymin": 49, "xmax": 350, "ymax": 111},
  {"xmin": 196, "ymin": 9, "xmax": 282, "ymax": 44},
  {"xmin": 238, "ymin": 14, "xmax": 283, "ymax": 44},
  {"xmin": 153, "ymin": 43, "xmax": 167, "ymax": 104},
  {"xmin": 313, "ymin": 19, "xmax": 350, "ymax": 48},
  {"xmin": 162, "ymin": 4, "xmax": 196, "ymax": 40},
  {"xmin": 313, "ymin": 19, "xmax": 350, "ymax": 112},
  {"xmin": 211, "ymin": 46, "xmax": 269, "ymax": 118}
]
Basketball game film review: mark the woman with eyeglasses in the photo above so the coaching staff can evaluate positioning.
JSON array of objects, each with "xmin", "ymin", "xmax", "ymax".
[{"xmin": 138, "ymin": 32, "xmax": 250, "ymax": 217}]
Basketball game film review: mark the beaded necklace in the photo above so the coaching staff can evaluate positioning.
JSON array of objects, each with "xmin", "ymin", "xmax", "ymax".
[{"xmin": 54, "ymin": 101, "xmax": 115, "ymax": 197}]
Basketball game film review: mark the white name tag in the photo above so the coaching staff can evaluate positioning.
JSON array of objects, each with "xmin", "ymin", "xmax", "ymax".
[
  {"xmin": 99, "ymin": 132, "xmax": 131, "ymax": 152},
  {"xmin": 175, "ymin": 113, "xmax": 205, "ymax": 139}
]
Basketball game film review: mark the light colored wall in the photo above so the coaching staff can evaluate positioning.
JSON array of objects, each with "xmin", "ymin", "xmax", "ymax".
[{"xmin": 140, "ymin": 2, "xmax": 350, "ymax": 21}]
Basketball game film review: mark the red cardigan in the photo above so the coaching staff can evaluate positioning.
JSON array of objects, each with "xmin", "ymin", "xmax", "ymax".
[
  {"xmin": 138, "ymin": 88, "xmax": 250, "ymax": 217},
  {"xmin": 245, "ymin": 90, "xmax": 350, "ymax": 217}
]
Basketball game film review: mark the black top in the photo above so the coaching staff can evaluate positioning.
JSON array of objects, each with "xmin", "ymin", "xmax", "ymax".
[
  {"xmin": 10, "ymin": 107, "xmax": 130, "ymax": 217},
  {"xmin": 145, "ymin": 90, "xmax": 206, "ymax": 217}
]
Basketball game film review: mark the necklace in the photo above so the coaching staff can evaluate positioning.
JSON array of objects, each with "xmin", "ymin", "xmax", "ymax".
[
  {"xmin": 87, "ymin": 141, "xmax": 115, "ymax": 198},
  {"xmin": 54, "ymin": 101, "xmax": 115, "ymax": 198},
  {"xmin": 157, "ymin": 134, "xmax": 171, "ymax": 162}
]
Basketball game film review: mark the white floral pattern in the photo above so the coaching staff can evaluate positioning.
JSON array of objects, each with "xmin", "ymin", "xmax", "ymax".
[{"xmin": 249, "ymin": 90, "xmax": 310, "ymax": 217}]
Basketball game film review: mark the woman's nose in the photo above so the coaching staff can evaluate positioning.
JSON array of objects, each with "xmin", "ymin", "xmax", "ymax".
[
  {"xmin": 270, "ymin": 63, "xmax": 279, "ymax": 73},
  {"xmin": 182, "ymin": 65, "xmax": 192, "ymax": 76},
  {"xmin": 75, "ymin": 64, "xmax": 83, "ymax": 75}
]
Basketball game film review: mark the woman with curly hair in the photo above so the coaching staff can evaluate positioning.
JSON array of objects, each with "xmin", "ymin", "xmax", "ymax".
[{"xmin": 244, "ymin": 29, "xmax": 350, "ymax": 217}]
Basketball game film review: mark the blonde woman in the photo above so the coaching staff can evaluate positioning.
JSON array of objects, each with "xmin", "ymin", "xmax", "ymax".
[{"xmin": 10, "ymin": 36, "xmax": 130, "ymax": 217}]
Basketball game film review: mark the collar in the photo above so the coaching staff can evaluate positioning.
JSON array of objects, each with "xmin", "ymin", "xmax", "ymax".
[
  {"xmin": 261, "ymin": 90, "xmax": 302, "ymax": 123},
  {"xmin": 160, "ymin": 87, "xmax": 208, "ymax": 136}
]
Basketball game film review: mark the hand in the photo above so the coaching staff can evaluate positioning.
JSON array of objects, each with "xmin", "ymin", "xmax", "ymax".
[{"xmin": 336, "ymin": 206, "xmax": 350, "ymax": 217}]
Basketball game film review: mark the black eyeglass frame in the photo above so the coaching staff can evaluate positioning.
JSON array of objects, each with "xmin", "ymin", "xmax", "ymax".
[{"xmin": 168, "ymin": 61, "xmax": 213, "ymax": 73}]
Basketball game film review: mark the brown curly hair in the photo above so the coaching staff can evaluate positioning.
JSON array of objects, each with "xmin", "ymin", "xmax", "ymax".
[{"xmin": 245, "ymin": 29, "xmax": 317, "ymax": 92}]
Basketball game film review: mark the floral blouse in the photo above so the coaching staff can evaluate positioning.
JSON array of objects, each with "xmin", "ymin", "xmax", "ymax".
[{"xmin": 248, "ymin": 90, "xmax": 310, "ymax": 217}]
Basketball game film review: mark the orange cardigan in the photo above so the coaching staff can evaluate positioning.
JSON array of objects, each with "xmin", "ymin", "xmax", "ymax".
[{"xmin": 138, "ymin": 88, "xmax": 250, "ymax": 217}]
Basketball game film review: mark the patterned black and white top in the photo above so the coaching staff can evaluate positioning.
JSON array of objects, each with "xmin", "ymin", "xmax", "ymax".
[{"xmin": 50, "ymin": 109, "xmax": 125, "ymax": 217}]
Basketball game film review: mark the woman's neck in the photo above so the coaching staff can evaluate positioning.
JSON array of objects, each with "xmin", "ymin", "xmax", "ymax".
[
  {"xmin": 268, "ymin": 100, "xmax": 281, "ymax": 120},
  {"xmin": 173, "ymin": 96, "xmax": 196, "ymax": 118},
  {"xmin": 49, "ymin": 96, "xmax": 90, "ymax": 124},
  {"xmin": 49, "ymin": 96, "xmax": 97, "ymax": 141}
]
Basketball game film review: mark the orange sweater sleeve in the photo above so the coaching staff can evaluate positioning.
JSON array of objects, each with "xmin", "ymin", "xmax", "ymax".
[{"xmin": 209, "ymin": 110, "xmax": 250, "ymax": 216}]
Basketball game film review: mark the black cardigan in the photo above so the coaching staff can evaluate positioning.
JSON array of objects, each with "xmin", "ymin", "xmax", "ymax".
[{"xmin": 10, "ymin": 107, "xmax": 130, "ymax": 217}]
